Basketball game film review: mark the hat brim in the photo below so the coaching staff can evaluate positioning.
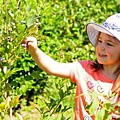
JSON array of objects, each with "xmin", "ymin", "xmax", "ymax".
[{"xmin": 87, "ymin": 23, "xmax": 113, "ymax": 46}]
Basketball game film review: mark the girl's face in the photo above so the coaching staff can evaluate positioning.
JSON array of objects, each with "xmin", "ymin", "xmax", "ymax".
[{"xmin": 95, "ymin": 32, "xmax": 120, "ymax": 66}]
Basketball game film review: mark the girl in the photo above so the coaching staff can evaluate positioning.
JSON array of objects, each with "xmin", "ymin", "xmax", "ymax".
[{"xmin": 22, "ymin": 13, "xmax": 120, "ymax": 119}]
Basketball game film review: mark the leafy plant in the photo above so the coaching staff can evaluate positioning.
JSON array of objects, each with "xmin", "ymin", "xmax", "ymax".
[
  {"xmin": 0, "ymin": 0, "xmax": 120, "ymax": 119},
  {"xmin": 86, "ymin": 91, "xmax": 120, "ymax": 120}
]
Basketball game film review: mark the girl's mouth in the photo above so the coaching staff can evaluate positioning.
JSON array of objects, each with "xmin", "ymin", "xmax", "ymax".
[{"xmin": 98, "ymin": 53, "xmax": 107, "ymax": 58}]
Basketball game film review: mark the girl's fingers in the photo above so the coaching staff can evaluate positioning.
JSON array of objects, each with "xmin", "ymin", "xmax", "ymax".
[
  {"xmin": 21, "ymin": 37, "xmax": 35, "ymax": 49},
  {"xmin": 21, "ymin": 41, "xmax": 33, "ymax": 49},
  {"xmin": 115, "ymin": 87, "xmax": 120, "ymax": 93},
  {"xmin": 112, "ymin": 85, "xmax": 120, "ymax": 93},
  {"xmin": 22, "ymin": 36, "xmax": 36, "ymax": 43},
  {"xmin": 21, "ymin": 43, "xmax": 27, "ymax": 49},
  {"xmin": 112, "ymin": 74, "xmax": 120, "ymax": 93}
]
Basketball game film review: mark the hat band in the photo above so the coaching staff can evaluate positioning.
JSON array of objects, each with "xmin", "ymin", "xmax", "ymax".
[{"xmin": 103, "ymin": 22, "xmax": 120, "ymax": 32}]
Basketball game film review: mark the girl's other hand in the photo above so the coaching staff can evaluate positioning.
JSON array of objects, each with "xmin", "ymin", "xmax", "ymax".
[{"xmin": 112, "ymin": 73, "xmax": 120, "ymax": 93}]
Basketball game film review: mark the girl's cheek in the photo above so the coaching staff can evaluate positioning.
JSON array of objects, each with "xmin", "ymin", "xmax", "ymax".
[{"xmin": 95, "ymin": 46, "xmax": 98, "ymax": 52}]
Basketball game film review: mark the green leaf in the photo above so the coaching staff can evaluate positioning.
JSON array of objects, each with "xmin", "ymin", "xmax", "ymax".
[
  {"xmin": 24, "ymin": 75, "xmax": 33, "ymax": 81},
  {"xmin": 27, "ymin": 15, "xmax": 36, "ymax": 28},
  {"xmin": 89, "ymin": 99, "xmax": 99, "ymax": 115},
  {"xmin": 96, "ymin": 108, "xmax": 105, "ymax": 120},
  {"xmin": 26, "ymin": 5, "xmax": 31, "ymax": 12},
  {"xmin": 59, "ymin": 89, "xmax": 64, "ymax": 98},
  {"xmin": 1, "ymin": 68, "xmax": 22, "ymax": 82},
  {"xmin": 31, "ymin": 71, "xmax": 41, "ymax": 79}
]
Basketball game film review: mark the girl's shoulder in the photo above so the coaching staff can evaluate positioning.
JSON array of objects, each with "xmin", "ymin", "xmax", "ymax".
[
  {"xmin": 78, "ymin": 60, "xmax": 97, "ymax": 76},
  {"xmin": 78, "ymin": 60, "xmax": 113, "ymax": 82},
  {"xmin": 78, "ymin": 60, "xmax": 94, "ymax": 69}
]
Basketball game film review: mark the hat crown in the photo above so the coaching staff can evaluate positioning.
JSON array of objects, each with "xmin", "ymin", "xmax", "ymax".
[
  {"xmin": 86, "ymin": 13, "xmax": 120, "ymax": 46},
  {"xmin": 103, "ymin": 13, "xmax": 120, "ymax": 32}
]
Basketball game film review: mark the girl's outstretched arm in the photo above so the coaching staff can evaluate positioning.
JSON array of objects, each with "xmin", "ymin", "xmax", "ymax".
[{"xmin": 23, "ymin": 36, "xmax": 73, "ymax": 78}]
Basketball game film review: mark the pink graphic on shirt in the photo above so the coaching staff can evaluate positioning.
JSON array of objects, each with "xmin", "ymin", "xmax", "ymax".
[{"xmin": 87, "ymin": 81, "xmax": 95, "ymax": 89}]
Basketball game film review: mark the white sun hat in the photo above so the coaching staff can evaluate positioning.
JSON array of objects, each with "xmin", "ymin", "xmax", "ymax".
[{"xmin": 86, "ymin": 13, "xmax": 120, "ymax": 46}]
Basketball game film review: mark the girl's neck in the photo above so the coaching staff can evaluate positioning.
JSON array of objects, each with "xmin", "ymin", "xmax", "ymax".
[
  {"xmin": 101, "ymin": 69, "xmax": 117, "ymax": 80},
  {"xmin": 101, "ymin": 65, "xmax": 120, "ymax": 80}
]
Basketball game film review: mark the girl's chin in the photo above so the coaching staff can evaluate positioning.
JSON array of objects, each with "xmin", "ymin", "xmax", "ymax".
[{"xmin": 97, "ymin": 60, "xmax": 105, "ymax": 64}]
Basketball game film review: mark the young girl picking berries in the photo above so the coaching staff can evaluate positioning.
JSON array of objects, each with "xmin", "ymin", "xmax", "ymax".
[{"xmin": 22, "ymin": 13, "xmax": 120, "ymax": 119}]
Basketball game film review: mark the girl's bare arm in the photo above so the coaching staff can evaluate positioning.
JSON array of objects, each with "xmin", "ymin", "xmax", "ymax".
[{"xmin": 23, "ymin": 37, "xmax": 73, "ymax": 78}]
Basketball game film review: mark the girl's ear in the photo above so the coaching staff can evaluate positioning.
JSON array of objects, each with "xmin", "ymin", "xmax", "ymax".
[{"xmin": 112, "ymin": 73, "xmax": 120, "ymax": 93}]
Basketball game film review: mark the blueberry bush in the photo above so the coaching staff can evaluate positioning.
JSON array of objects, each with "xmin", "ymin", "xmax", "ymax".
[{"xmin": 0, "ymin": 0, "xmax": 120, "ymax": 119}]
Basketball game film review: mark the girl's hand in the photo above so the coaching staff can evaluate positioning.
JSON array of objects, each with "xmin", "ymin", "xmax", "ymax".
[
  {"xmin": 112, "ymin": 73, "xmax": 120, "ymax": 93},
  {"xmin": 22, "ymin": 36, "xmax": 37, "ymax": 53}
]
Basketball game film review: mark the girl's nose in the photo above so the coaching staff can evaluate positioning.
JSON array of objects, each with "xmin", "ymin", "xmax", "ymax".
[
  {"xmin": 100, "ymin": 46, "xmax": 105, "ymax": 51},
  {"xmin": 99, "ymin": 43, "xmax": 105, "ymax": 51}
]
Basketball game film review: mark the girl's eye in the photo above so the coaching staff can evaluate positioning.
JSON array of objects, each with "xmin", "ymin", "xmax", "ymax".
[
  {"xmin": 98, "ymin": 39, "xmax": 102, "ymax": 43},
  {"xmin": 107, "ymin": 43, "xmax": 113, "ymax": 46}
]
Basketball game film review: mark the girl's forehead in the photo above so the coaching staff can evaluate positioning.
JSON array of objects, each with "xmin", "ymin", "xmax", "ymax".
[{"xmin": 99, "ymin": 32, "xmax": 120, "ymax": 43}]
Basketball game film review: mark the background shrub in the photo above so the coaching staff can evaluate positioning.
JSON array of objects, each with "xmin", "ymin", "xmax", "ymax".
[{"xmin": 0, "ymin": 0, "xmax": 120, "ymax": 119}]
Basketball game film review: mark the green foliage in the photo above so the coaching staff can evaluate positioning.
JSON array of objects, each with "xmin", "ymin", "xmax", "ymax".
[
  {"xmin": 85, "ymin": 91, "xmax": 120, "ymax": 120},
  {"xmin": 0, "ymin": 0, "xmax": 120, "ymax": 119}
]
